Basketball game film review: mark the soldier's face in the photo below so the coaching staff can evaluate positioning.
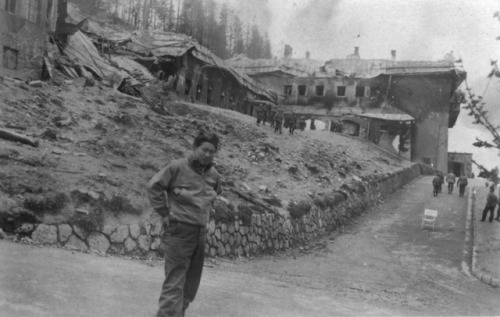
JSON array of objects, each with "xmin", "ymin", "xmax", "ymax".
[{"xmin": 193, "ymin": 142, "xmax": 216, "ymax": 166}]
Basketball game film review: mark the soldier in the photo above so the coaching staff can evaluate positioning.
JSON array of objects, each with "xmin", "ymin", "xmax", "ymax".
[
  {"xmin": 437, "ymin": 172, "xmax": 444, "ymax": 193},
  {"xmin": 432, "ymin": 174, "xmax": 441, "ymax": 197},
  {"xmin": 456, "ymin": 175, "xmax": 468, "ymax": 197},
  {"xmin": 274, "ymin": 110, "xmax": 284, "ymax": 134},
  {"xmin": 481, "ymin": 185, "xmax": 498, "ymax": 222},
  {"xmin": 310, "ymin": 118, "xmax": 316, "ymax": 130},
  {"xmin": 446, "ymin": 172, "xmax": 456, "ymax": 194},
  {"xmin": 147, "ymin": 132, "xmax": 221, "ymax": 317},
  {"xmin": 269, "ymin": 108, "xmax": 276, "ymax": 128},
  {"xmin": 289, "ymin": 112, "xmax": 297, "ymax": 135},
  {"xmin": 256, "ymin": 104, "xmax": 263, "ymax": 126}
]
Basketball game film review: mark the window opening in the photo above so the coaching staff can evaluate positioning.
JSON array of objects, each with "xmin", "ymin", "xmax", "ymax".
[
  {"xmin": 355, "ymin": 86, "xmax": 365, "ymax": 97},
  {"xmin": 298, "ymin": 85, "xmax": 307, "ymax": 96},
  {"xmin": 337, "ymin": 86, "xmax": 346, "ymax": 97},
  {"xmin": 5, "ymin": 0, "xmax": 17, "ymax": 13},
  {"xmin": 184, "ymin": 79, "xmax": 192, "ymax": 95},
  {"xmin": 315, "ymin": 86, "xmax": 324, "ymax": 96},
  {"xmin": 24, "ymin": 0, "xmax": 40, "ymax": 23},
  {"xmin": 46, "ymin": 0, "xmax": 53, "ymax": 20},
  {"xmin": 284, "ymin": 85, "xmax": 292, "ymax": 95}
]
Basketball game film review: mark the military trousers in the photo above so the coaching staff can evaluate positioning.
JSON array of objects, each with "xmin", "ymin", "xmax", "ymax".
[{"xmin": 157, "ymin": 221, "xmax": 206, "ymax": 317}]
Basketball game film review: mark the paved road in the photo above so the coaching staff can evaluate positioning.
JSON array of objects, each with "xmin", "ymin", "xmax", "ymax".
[{"xmin": 1, "ymin": 176, "xmax": 499, "ymax": 316}]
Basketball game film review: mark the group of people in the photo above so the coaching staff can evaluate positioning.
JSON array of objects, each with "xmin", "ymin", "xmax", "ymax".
[
  {"xmin": 255, "ymin": 104, "xmax": 308, "ymax": 135},
  {"xmin": 481, "ymin": 185, "xmax": 500, "ymax": 223},
  {"xmin": 432, "ymin": 172, "xmax": 468, "ymax": 197}
]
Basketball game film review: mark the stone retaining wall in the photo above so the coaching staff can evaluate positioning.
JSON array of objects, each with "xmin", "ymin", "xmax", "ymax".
[{"xmin": 17, "ymin": 164, "xmax": 422, "ymax": 257}]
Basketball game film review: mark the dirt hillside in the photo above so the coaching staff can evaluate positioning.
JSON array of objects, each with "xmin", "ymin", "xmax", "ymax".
[{"xmin": 0, "ymin": 75, "xmax": 412, "ymax": 244}]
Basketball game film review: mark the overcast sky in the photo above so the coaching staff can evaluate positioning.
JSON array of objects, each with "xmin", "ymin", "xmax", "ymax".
[{"xmin": 219, "ymin": 0, "xmax": 500, "ymax": 172}]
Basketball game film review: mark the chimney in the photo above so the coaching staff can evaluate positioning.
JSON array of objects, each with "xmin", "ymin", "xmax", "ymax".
[
  {"xmin": 305, "ymin": 51, "xmax": 310, "ymax": 59},
  {"xmin": 354, "ymin": 47, "xmax": 360, "ymax": 57},
  {"xmin": 391, "ymin": 50, "xmax": 396, "ymax": 61}
]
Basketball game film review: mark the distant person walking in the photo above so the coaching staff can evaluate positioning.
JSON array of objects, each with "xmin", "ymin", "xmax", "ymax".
[
  {"xmin": 437, "ymin": 172, "xmax": 444, "ymax": 193},
  {"xmin": 480, "ymin": 186, "xmax": 498, "ymax": 223},
  {"xmin": 446, "ymin": 172, "xmax": 456, "ymax": 194},
  {"xmin": 456, "ymin": 175, "xmax": 468, "ymax": 197},
  {"xmin": 274, "ymin": 110, "xmax": 284, "ymax": 134},
  {"xmin": 147, "ymin": 132, "xmax": 222, "ymax": 317},
  {"xmin": 288, "ymin": 112, "xmax": 297, "ymax": 135},
  {"xmin": 432, "ymin": 175, "xmax": 441, "ymax": 197}
]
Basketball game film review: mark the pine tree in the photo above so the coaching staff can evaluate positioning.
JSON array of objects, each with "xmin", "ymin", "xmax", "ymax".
[{"xmin": 232, "ymin": 14, "xmax": 245, "ymax": 56}]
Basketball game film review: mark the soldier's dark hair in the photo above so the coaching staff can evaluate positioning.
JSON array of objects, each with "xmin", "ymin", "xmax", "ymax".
[{"xmin": 193, "ymin": 132, "xmax": 220, "ymax": 150}]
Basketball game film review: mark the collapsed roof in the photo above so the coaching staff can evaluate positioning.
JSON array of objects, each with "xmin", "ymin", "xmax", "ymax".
[{"xmin": 60, "ymin": 2, "xmax": 276, "ymax": 103}]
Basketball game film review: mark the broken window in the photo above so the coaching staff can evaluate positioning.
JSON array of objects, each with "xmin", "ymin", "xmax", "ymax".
[
  {"xmin": 336, "ymin": 86, "xmax": 346, "ymax": 97},
  {"xmin": 184, "ymin": 79, "xmax": 192, "ymax": 95},
  {"xmin": 5, "ymin": 0, "xmax": 17, "ymax": 13},
  {"xmin": 3, "ymin": 46, "xmax": 18, "ymax": 70},
  {"xmin": 284, "ymin": 85, "xmax": 292, "ymax": 95},
  {"xmin": 298, "ymin": 85, "xmax": 307, "ymax": 96},
  {"xmin": 315, "ymin": 86, "xmax": 324, "ymax": 96},
  {"xmin": 23, "ymin": 0, "xmax": 40, "ymax": 23},
  {"xmin": 355, "ymin": 86, "xmax": 365, "ymax": 97}
]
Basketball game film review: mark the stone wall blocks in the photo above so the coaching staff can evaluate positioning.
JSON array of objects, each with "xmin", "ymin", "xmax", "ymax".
[
  {"xmin": 225, "ymin": 243, "xmax": 231, "ymax": 255},
  {"xmin": 228, "ymin": 223, "xmax": 235, "ymax": 234},
  {"xmin": 16, "ymin": 223, "xmax": 35, "ymax": 234},
  {"xmin": 65, "ymin": 235, "xmax": 88, "ymax": 252},
  {"xmin": 151, "ymin": 237, "xmax": 161, "ymax": 250},
  {"xmin": 110, "ymin": 225, "xmax": 129, "ymax": 243},
  {"xmin": 229, "ymin": 235, "xmax": 235, "ymax": 246},
  {"xmin": 129, "ymin": 224, "xmax": 140, "ymax": 239},
  {"xmin": 73, "ymin": 225, "xmax": 88, "ymax": 240},
  {"xmin": 221, "ymin": 223, "xmax": 227, "ymax": 233},
  {"xmin": 222, "ymin": 233, "xmax": 229, "ymax": 244},
  {"xmin": 207, "ymin": 220, "xmax": 216, "ymax": 234},
  {"xmin": 217, "ymin": 241, "xmax": 225, "ymax": 256},
  {"xmin": 87, "ymin": 232, "xmax": 110, "ymax": 254},
  {"xmin": 32, "ymin": 224, "xmax": 58, "ymax": 244},
  {"xmin": 58, "ymin": 224, "xmax": 73, "ymax": 243},
  {"xmin": 234, "ymin": 221, "xmax": 239, "ymax": 232},
  {"xmin": 124, "ymin": 237, "xmax": 137, "ymax": 252},
  {"xmin": 151, "ymin": 221, "xmax": 162, "ymax": 236},
  {"xmin": 214, "ymin": 228, "xmax": 221, "ymax": 240},
  {"xmin": 143, "ymin": 222, "xmax": 152, "ymax": 235},
  {"xmin": 137, "ymin": 235, "xmax": 152, "ymax": 252},
  {"xmin": 103, "ymin": 225, "xmax": 115, "ymax": 236}
]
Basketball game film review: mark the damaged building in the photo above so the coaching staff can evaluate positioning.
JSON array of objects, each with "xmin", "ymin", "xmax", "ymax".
[
  {"xmin": 1, "ymin": 0, "xmax": 277, "ymax": 109},
  {"xmin": 50, "ymin": 1, "xmax": 276, "ymax": 106},
  {"xmin": 0, "ymin": 0, "xmax": 58, "ymax": 80},
  {"xmin": 228, "ymin": 48, "xmax": 466, "ymax": 171}
]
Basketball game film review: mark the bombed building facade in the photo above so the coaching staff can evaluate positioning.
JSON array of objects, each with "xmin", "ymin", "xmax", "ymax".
[
  {"xmin": 228, "ymin": 48, "xmax": 466, "ymax": 171},
  {"xmin": 0, "ymin": 0, "xmax": 58, "ymax": 80}
]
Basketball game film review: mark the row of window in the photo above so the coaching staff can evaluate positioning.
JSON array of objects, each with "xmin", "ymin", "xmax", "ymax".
[
  {"xmin": 4, "ymin": 0, "xmax": 52, "ymax": 25},
  {"xmin": 284, "ymin": 84, "xmax": 380, "ymax": 97}
]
